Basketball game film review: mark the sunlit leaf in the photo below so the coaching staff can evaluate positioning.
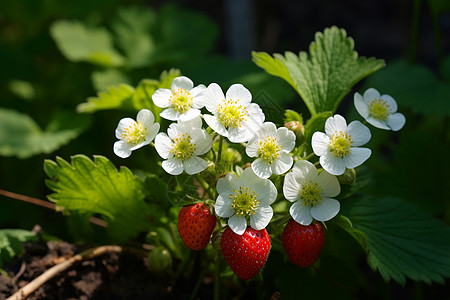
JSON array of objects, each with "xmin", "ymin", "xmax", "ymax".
[
  {"xmin": 91, "ymin": 69, "xmax": 131, "ymax": 92},
  {"xmin": 341, "ymin": 197, "xmax": 450, "ymax": 285},
  {"xmin": 254, "ymin": 27, "xmax": 385, "ymax": 115},
  {"xmin": 0, "ymin": 229, "xmax": 37, "ymax": 267},
  {"xmin": 0, "ymin": 109, "xmax": 90, "ymax": 158},
  {"xmin": 50, "ymin": 20, "xmax": 124, "ymax": 67},
  {"xmin": 251, "ymin": 52, "xmax": 295, "ymax": 88},
  {"xmin": 77, "ymin": 84, "xmax": 135, "ymax": 113},
  {"xmin": 44, "ymin": 155, "xmax": 151, "ymax": 242}
]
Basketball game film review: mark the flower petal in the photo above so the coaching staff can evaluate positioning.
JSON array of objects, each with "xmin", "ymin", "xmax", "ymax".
[
  {"xmin": 291, "ymin": 160, "xmax": 318, "ymax": 182},
  {"xmin": 386, "ymin": 113, "xmax": 406, "ymax": 131},
  {"xmin": 289, "ymin": 202, "xmax": 313, "ymax": 226},
  {"xmin": 160, "ymin": 107, "xmax": 181, "ymax": 121},
  {"xmin": 250, "ymin": 206, "xmax": 273, "ymax": 230},
  {"xmin": 154, "ymin": 133, "xmax": 173, "ymax": 159},
  {"xmin": 366, "ymin": 117, "xmax": 390, "ymax": 130},
  {"xmin": 113, "ymin": 140, "xmax": 132, "ymax": 158},
  {"xmin": 137, "ymin": 109, "xmax": 154, "ymax": 125},
  {"xmin": 204, "ymin": 114, "xmax": 228, "ymax": 137},
  {"xmin": 245, "ymin": 135, "xmax": 259, "ymax": 157},
  {"xmin": 311, "ymin": 198, "xmax": 340, "ymax": 222},
  {"xmin": 145, "ymin": 122, "xmax": 160, "ymax": 143},
  {"xmin": 363, "ymin": 88, "xmax": 380, "ymax": 105},
  {"xmin": 228, "ymin": 215, "xmax": 247, "ymax": 235},
  {"xmin": 312, "ymin": 132, "xmax": 330, "ymax": 156},
  {"xmin": 271, "ymin": 153, "xmax": 293, "ymax": 175},
  {"xmin": 226, "ymin": 84, "xmax": 252, "ymax": 105},
  {"xmin": 179, "ymin": 108, "xmax": 201, "ymax": 122},
  {"xmin": 184, "ymin": 156, "xmax": 208, "ymax": 175},
  {"xmin": 325, "ymin": 114, "xmax": 347, "ymax": 136},
  {"xmin": 171, "ymin": 76, "xmax": 193, "ymax": 91},
  {"xmin": 162, "ymin": 157, "xmax": 184, "ymax": 175},
  {"xmin": 115, "ymin": 118, "xmax": 134, "ymax": 139},
  {"xmin": 215, "ymin": 194, "xmax": 234, "ymax": 218},
  {"xmin": 152, "ymin": 88, "xmax": 172, "ymax": 108},
  {"xmin": 217, "ymin": 173, "xmax": 240, "ymax": 195},
  {"xmin": 227, "ymin": 126, "xmax": 250, "ymax": 143},
  {"xmin": 251, "ymin": 158, "xmax": 272, "ymax": 179},
  {"xmin": 192, "ymin": 130, "xmax": 213, "ymax": 155},
  {"xmin": 317, "ymin": 170, "xmax": 340, "ymax": 197},
  {"xmin": 347, "ymin": 120, "xmax": 371, "ymax": 146},
  {"xmin": 283, "ymin": 173, "xmax": 300, "ymax": 202},
  {"xmin": 354, "ymin": 92, "xmax": 369, "ymax": 119},
  {"xmin": 276, "ymin": 127, "xmax": 296, "ymax": 152},
  {"xmin": 380, "ymin": 94, "xmax": 398, "ymax": 113},
  {"xmin": 204, "ymin": 83, "xmax": 224, "ymax": 113},
  {"xmin": 320, "ymin": 154, "xmax": 346, "ymax": 176},
  {"xmin": 343, "ymin": 147, "xmax": 371, "ymax": 169},
  {"xmin": 190, "ymin": 84, "xmax": 206, "ymax": 109}
]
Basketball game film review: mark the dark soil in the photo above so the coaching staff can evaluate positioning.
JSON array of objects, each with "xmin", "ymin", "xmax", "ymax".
[{"xmin": 0, "ymin": 239, "xmax": 215, "ymax": 300}]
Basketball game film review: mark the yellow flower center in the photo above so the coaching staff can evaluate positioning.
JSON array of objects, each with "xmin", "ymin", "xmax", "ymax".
[
  {"xmin": 329, "ymin": 131, "xmax": 353, "ymax": 158},
  {"xmin": 171, "ymin": 134, "xmax": 196, "ymax": 161},
  {"xmin": 122, "ymin": 121, "xmax": 147, "ymax": 145},
  {"xmin": 217, "ymin": 99, "xmax": 249, "ymax": 128},
  {"xmin": 368, "ymin": 98, "xmax": 390, "ymax": 121},
  {"xmin": 230, "ymin": 186, "xmax": 260, "ymax": 216},
  {"xmin": 300, "ymin": 180, "xmax": 322, "ymax": 207},
  {"xmin": 169, "ymin": 88, "xmax": 193, "ymax": 114},
  {"xmin": 257, "ymin": 136, "xmax": 281, "ymax": 164}
]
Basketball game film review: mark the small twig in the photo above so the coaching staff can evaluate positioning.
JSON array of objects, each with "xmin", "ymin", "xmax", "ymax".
[
  {"xmin": 10, "ymin": 262, "xmax": 27, "ymax": 292},
  {"xmin": 6, "ymin": 245, "xmax": 122, "ymax": 300},
  {"xmin": 0, "ymin": 189, "xmax": 107, "ymax": 228}
]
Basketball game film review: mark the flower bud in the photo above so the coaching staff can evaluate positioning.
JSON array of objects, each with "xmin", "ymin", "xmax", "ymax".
[
  {"xmin": 337, "ymin": 168, "xmax": 356, "ymax": 185},
  {"xmin": 285, "ymin": 121, "xmax": 305, "ymax": 144},
  {"xmin": 147, "ymin": 246, "xmax": 172, "ymax": 273}
]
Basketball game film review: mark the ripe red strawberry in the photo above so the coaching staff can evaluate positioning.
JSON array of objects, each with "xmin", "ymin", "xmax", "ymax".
[
  {"xmin": 281, "ymin": 219, "xmax": 325, "ymax": 267},
  {"xmin": 178, "ymin": 203, "xmax": 217, "ymax": 250},
  {"xmin": 221, "ymin": 226, "xmax": 271, "ymax": 280}
]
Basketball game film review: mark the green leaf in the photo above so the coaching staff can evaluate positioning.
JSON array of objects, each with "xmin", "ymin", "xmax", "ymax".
[
  {"xmin": 0, "ymin": 109, "xmax": 91, "ymax": 158},
  {"xmin": 341, "ymin": 197, "xmax": 450, "ymax": 284},
  {"xmin": 91, "ymin": 69, "xmax": 131, "ymax": 92},
  {"xmin": 251, "ymin": 51, "xmax": 295, "ymax": 88},
  {"xmin": 111, "ymin": 6, "xmax": 156, "ymax": 68},
  {"xmin": 258, "ymin": 27, "xmax": 385, "ymax": 115},
  {"xmin": 0, "ymin": 229, "xmax": 38, "ymax": 267},
  {"xmin": 50, "ymin": 20, "xmax": 124, "ymax": 67},
  {"xmin": 44, "ymin": 155, "xmax": 151, "ymax": 242},
  {"xmin": 283, "ymin": 109, "xmax": 303, "ymax": 123},
  {"xmin": 364, "ymin": 59, "xmax": 450, "ymax": 116},
  {"xmin": 77, "ymin": 84, "xmax": 136, "ymax": 113},
  {"xmin": 304, "ymin": 111, "xmax": 332, "ymax": 145}
]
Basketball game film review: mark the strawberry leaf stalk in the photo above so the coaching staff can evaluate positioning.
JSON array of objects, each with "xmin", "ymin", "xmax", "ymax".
[
  {"xmin": 282, "ymin": 219, "xmax": 325, "ymax": 267},
  {"xmin": 221, "ymin": 226, "xmax": 271, "ymax": 280},
  {"xmin": 177, "ymin": 203, "xmax": 217, "ymax": 251}
]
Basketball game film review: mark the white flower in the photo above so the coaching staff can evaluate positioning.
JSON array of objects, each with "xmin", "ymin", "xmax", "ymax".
[
  {"xmin": 152, "ymin": 76, "xmax": 206, "ymax": 122},
  {"xmin": 154, "ymin": 117, "xmax": 212, "ymax": 175},
  {"xmin": 312, "ymin": 114, "xmax": 371, "ymax": 176},
  {"xmin": 283, "ymin": 160, "xmax": 341, "ymax": 225},
  {"xmin": 203, "ymin": 83, "xmax": 265, "ymax": 143},
  {"xmin": 114, "ymin": 109, "xmax": 160, "ymax": 158},
  {"xmin": 354, "ymin": 88, "xmax": 406, "ymax": 131},
  {"xmin": 215, "ymin": 167, "xmax": 277, "ymax": 235},
  {"xmin": 246, "ymin": 122, "xmax": 296, "ymax": 179}
]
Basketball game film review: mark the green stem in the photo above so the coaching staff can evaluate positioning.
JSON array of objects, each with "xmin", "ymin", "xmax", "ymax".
[
  {"xmin": 195, "ymin": 174, "xmax": 210, "ymax": 197},
  {"xmin": 189, "ymin": 264, "xmax": 206, "ymax": 300},
  {"xmin": 217, "ymin": 136, "xmax": 224, "ymax": 164},
  {"xmin": 303, "ymin": 152, "xmax": 316, "ymax": 161}
]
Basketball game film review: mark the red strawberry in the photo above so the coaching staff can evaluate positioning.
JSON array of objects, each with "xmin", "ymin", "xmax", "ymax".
[
  {"xmin": 221, "ymin": 226, "xmax": 271, "ymax": 280},
  {"xmin": 178, "ymin": 203, "xmax": 217, "ymax": 250},
  {"xmin": 281, "ymin": 219, "xmax": 325, "ymax": 267}
]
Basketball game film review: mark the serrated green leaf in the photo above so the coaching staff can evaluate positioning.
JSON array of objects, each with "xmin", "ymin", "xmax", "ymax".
[
  {"xmin": 44, "ymin": 155, "xmax": 151, "ymax": 242},
  {"xmin": 331, "ymin": 215, "xmax": 369, "ymax": 254},
  {"xmin": 111, "ymin": 6, "xmax": 156, "ymax": 68},
  {"xmin": 341, "ymin": 197, "xmax": 450, "ymax": 285},
  {"xmin": 264, "ymin": 27, "xmax": 385, "ymax": 115},
  {"xmin": 284, "ymin": 109, "xmax": 303, "ymax": 123},
  {"xmin": 0, "ymin": 229, "xmax": 37, "ymax": 267},
  {"xmin": 0, "ymin": 109, "xmax": 90, "ymax": 158},
  {"xmin": 77, "ymin": 84, "xmax": 135, "ymax": 113},
  {"xmin": 50, "ymin": 20, "xmax": 124, "ymax": 67},
  {"xmin": 364, "ymin": 59, "xmax": 450, "ymax": 116},
  {"xmin": 251, "ymin": 51, "xmax": 295, "ymax": 88}
]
